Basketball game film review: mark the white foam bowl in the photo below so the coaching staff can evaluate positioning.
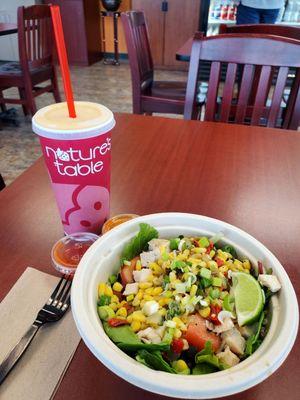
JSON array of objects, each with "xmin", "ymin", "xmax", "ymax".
[{"xmin": 71, "ymin": 213, "xmax": 299, "ymax": 399}]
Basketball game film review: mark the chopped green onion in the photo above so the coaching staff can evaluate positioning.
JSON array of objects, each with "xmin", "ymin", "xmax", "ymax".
[
  {"xmin": 170, "ymin": 238, "xmax": 180, "ymax": 250},
  {"xmin": 108, "ymin": 274, "xmax": 118, "ymax": 285},
  {"xmin": 97, "ymin": 295, "xmax": 111, "ymax": 306},
  {"xmin": 209, "ymin": 288, "xmax": 220, "ymax": 299},
  {"xmin": 223, "ymin": 294, "xmax": 235, "ymax": 311},
  {"xmin": 199, "ymin": 237, "xmax": 210, "ymax": 248},
  {"xmin": 201, "ymin": 277, "xmax": 212, "ymax": 288},
  {"xmin": 97, "ymin": 305, "xmax": 115, "ymax": 321},
  {"xmin": 123, "ymin": 260, "xmax": 131, "ymax": 266},
  {"xmin": 200, "ymin": 267, "xmax": 212, "ymax": 279},
  {"xmin": 212, "ymin": 277, "xmax": 222, "ymax": 287}
]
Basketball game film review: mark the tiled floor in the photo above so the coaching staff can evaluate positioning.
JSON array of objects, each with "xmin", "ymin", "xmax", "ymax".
[{"xmin": 0, "ymin": 61, "xmax": 187, "ymax": 186}]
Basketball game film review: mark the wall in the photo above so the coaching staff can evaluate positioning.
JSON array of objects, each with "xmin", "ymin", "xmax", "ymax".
[
  {"xmin": 100, "ymin": 0, "xmax": 131, "ymax": 54},
  {"xmin": 0, "ymin": 0, "xmax": 38, "ymax": 61}
]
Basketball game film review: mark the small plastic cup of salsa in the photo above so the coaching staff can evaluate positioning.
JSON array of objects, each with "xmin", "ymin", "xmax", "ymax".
[
  {"xmin": 51, "ymin": 232, "xmax": 99, "ymax": 275},
  {"xmin": 101, "ymin": 213, "xmax": 139, "ymax": 234}
]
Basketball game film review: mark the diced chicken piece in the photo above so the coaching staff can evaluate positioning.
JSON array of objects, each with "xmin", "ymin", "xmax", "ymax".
[
  {"xmin": 221, "ymin": 327, "xmax": 246, "ymax": 356},
  {"xmin": 133, "ymin": 268, "xmax": 152, "ymax": 282},
  {"xmin": 137, "ymin": 327, "xmax": 161, "ymax": 344},
  {"xmin": 258, "ymin": 274, "xmax": 281, "ymax": 293},
  {"xmin": 123, "ymin": 282, "xmax": 139, "ymax": 296},
  {"xmin": 217, "ymin": 346, "xmax": 240, "ymax": 367},
  {"xmin": 182, "ymin": 339, "xmax": 189, "ymax": 350},
  {"xmin": 147, "ymin": 312, "xmax": 163, "ymax": 325},
  {"xmin": 140, "ymin": 249, "xmax": 160, "ymax": 267},
  {"xmin": 142, "ymin": 300, "xmax": 159, "ymax": 316},
  {"xmin": 148, "ymin": 239, "xmax": 170, "ymax": 253},
  {"xmin": 155, "ymin": 325, "xmax": 166, "ymax": 339},
  {"xmin": 213, "ymin": 318, "xmax": 234, "ymax": 334},
  {"xmin": 205, "ymin": 311, "xmax": 234, "ymax": 334}
]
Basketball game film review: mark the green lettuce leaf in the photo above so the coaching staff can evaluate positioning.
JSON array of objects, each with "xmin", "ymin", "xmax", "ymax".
[
  {"xmin": 121, "ymin": 223, "xmax": 158, "ymax": 263},
  {"xmin": 136, "ymin": 350, "xmax": 175, "ymax": 373}
]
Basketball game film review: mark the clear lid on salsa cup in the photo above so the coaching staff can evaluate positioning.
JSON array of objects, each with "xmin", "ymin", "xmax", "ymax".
[
  {"xmin": 102, "ymin": 213, "xmax": 139, "ymax": 234},
  {"xmin": 51, "ymin": 232, "xmax": 99, "ymax": 275}
]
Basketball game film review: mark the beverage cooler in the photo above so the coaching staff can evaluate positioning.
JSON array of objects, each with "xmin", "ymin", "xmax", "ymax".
[{"xmin": 199, "ymin": 0, "xmax": 300, "ymax": 36}]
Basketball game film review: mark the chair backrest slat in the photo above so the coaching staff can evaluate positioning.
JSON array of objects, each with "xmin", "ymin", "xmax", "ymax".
[
  {"xmin": 220, "ymin": 63, "xmax": 237, "ymax": 122},
  {"xmin": 206, "ymin": 62, "xmax": 221, "ymax": 121},
  {"xmin": 121, "ymin": 11, "xmax": 154, "ymax": 98},
  {"xmin": 268, "ymin": 67, "xmax": 289, "ymax": 128},
  {"xmin": 184, "ymin": 33, "xmax": 300, "ymax": 130},
  {"xmin": 235, "ymin": 64, "xmax": 254, "ymax": 124},
  {"xmin": 18, "ymin": 5, "xmax": 54, "ymax": 73},
  {"xmin": 251, "ymin": 66, "xmax": 272, "ymax": 126}
]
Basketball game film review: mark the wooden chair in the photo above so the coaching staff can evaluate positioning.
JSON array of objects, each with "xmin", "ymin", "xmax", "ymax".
[
  {"xmin": 184, "ymin": 33, "xmax": 300, "ymax": 130},
  {"xmin": 0, "ymin": 5, "xmax": 60, "ymax": 116},
  {"xmin": 121, "ymin": 11, "xmax": 186, "ymax": 115},
  {"xmin": 219, "ymin": 23, "xmax": 300, "ymax": 40}
]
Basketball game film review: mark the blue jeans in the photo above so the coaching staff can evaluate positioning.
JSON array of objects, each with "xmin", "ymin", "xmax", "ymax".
[{"xmin": 236, "ymin": 4, "xmax": 280, "ymax": 24}]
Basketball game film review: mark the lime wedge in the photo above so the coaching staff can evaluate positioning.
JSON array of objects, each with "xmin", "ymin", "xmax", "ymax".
[{"xmin": 232, "ymin": 272, "xmax": 264, "ymax": 326}]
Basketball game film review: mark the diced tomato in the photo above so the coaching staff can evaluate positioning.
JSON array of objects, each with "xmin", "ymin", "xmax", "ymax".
[
  {"xmin": 120, "ymin": 256, "xmax": 140, "ymax": 286},
  {"xmin": 209, "ymin": 305, "xmax": 222, "ymax": 325},
  {"xmin": 206, "ymin": 242, "xmax": 214, "ymax": 253},
  {"xmin": 108, "ymin": 318, "xmax": 129, "ymax": 327},
  {"xmin": 171, "ymin": 338, "xmax": 184, "ymax": 354},
  {"xmin": 184, "ymin": 314, "xmax": 221, "ymax": 352},
  {"xmin": 123, "ymin": 303, "xmax": 134, "ymax": 315},
  {"xmin": 216, "ymin": 257, "xmax": 224, "ymax": 267},
  {"xmin": 258, "ymin": 261, "xmax": 264, "ymax": 274},
  {"xmin": 113, "ymin": 290, "xmax": 123, "ymax": 301}
]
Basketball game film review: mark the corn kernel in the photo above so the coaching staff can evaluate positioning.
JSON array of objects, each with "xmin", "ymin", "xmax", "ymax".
[
  {"xmin": 169, "ymin": 271, "xmax": 177, "ymax": 282},
  {"xmin": 98, "ymin": 283, "xmax": 106, "ymax": 297},
  {"xmin": 139, "ymin": 282, "xmax": 153, "ymax": 289},
  {"xmin": 190, "ymin": 284, "xmax": 197, "ymax": 297},
  {"xmin": 157, "ymin": 259, "xmax": 164, "ymax": 266},
  {"xmin": 199, "ymin": 307, "xmax": 211, "ymax": 318},
  {"xmin": 127, "ymin": 315, "xmax": 133, "ymax": 323},
  {"xmin": 144, "ymin": 294, "xmax": 153, "ymax": 301},
  {"xmin": 176, "ymin": 360, "xmax": 188, "ymax": 372},
  {"xmin": 199, "ymin": 261, "xmax": 207, "ymax": 268},
  {"xmin": 113, "ymin": 282, "xmax": 123, "ymax": 292},
  {"xmin": 159, "ymin": 308, "xmax": 167, "ymax": 316},
  {"xmin": 120, "ymin": 300, "xmax": 127, "ymax": 307},
  {"xmin": 152, "ymin": 287, "xmax": 163, "ymax": 295},
  {"xmin": 137, "ymin": 291, "xmax": 144, "ymax": 300},
  {"xmin": 243, "ymin": 260, "xmax": 251, "ymax": 270},
  {"xmin": 105, "ymin": 286, "xmax": 113, "ymax": 297},
  {"xmin": 145, "ymin": 287, "xmax": 154, "ymax": 295},
  {"xmin": 110, "ymin": 302, "xmax": 118, "ymax": 311},
  {"xmin": 135, "ymin": 260, "xmax": 142, "ymax": 271},
  {"xmin": 147, "ymin": 274, "xmax": 155, "ymax": 282},
  {"xmin": 116, "ymin": 307, "xmax": 127, "ymax": 318},
  {"xmin": 126, "ymin": 294, "xmax": 134, "ymax": 302},
  {"xmin": 111, "ymin": 295, "xmax": 120, "ymax": 304},
  {"xmin": 209, "ymin": 250, "xmax": 216, "ymax": 258},
  {"xmin": 173, "ymin": 328, "xmax": 182, "ymax": 339},
  {"xmin": 219, "ymin": 265, "xmax": 228, "ymax": 273},
  {"xmin": 164, "ymin": 290, "xmax": 173, "ymax": 298},
  {"xmin": 131, "ymin": 320, "xmax": 141, "ymax": 332},
  {"xmin": 173, "ymin": 317, "xmax": 183, "ymax": 328},
  {"xmin": 132, "ymin": 297, "xmax": 140, "ymax": 307},
  {"xmin": 208, "ymin": 261, "xmax": 218, "ymax": 269},
  {"xmin": 140, "ymin": 300, "xmax": 146, "ymax": 308},
  {"xmin": 132, "ymin": 311, "xmax": 146, "ymax": 322}
]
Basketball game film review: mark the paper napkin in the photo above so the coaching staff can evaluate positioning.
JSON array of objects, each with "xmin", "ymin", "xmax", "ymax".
[{"xmin": 0, "ymin": 267, "xmax": 81, "ymax": 400}]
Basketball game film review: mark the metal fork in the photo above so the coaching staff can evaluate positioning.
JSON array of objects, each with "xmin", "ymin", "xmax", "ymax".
[{"xmin": 0, "ymin": 275, "xmax": 72, "ymax": 384}]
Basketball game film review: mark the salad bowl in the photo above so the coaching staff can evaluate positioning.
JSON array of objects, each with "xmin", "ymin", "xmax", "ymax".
[{"xmin": 71, "ymin": 213, "xmax": 298, "ymax": 399}]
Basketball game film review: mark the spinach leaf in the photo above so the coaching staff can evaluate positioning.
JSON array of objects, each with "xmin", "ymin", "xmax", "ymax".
[
  {"xmin": 121, "ymin": 223, "xmax": 158, "ymax": 263},
  {"xmin": 103, "ymin": 323, "xmax": 170, "ymax": 352},
  {"xmin": 103, "ymin": 323, "xmax": 140, "ymax": 345},
  {"xmin": 245, "ymin": 311, "xmax": 265, "ymax": 356},
  {"xmin": 192, "ymin": 363, "xmax": 218, "ymax": 375},
  {"xmin": 137, "ymin": 350, "xmax": 176, "ymax": 373},
  {"xmin": 194, "ymin": 341, "xmax": 228, "ymax": 371}
]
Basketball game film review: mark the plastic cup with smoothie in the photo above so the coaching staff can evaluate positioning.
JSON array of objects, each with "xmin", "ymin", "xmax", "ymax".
[{"xmin": 32, "ymin": 101, "xmax": 115, "ymax": 235}]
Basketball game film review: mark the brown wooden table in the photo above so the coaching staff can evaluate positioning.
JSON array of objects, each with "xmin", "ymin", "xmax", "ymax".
[
  {"xmin": 0, "ymin": 114, "xmax": 299, "ymax": 400},
  {"xmin": 0, "ymin": 23, "xmax": 17, "ymax": 36}
]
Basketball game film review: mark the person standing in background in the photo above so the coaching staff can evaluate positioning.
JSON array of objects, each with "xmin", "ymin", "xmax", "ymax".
[{"xmin": 236, "ymin": 1, "xmax": 285, "ymax": 24}]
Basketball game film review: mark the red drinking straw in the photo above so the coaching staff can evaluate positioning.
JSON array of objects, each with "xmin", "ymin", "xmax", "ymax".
[{"xmin": 50, "ymin": 5, "xmax": 76, "ymax": 118}]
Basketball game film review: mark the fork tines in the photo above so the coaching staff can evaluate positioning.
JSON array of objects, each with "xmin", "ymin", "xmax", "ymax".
[{"xmin": 47, "ymin": 275, "xmax": 72, "ymax": 309}]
